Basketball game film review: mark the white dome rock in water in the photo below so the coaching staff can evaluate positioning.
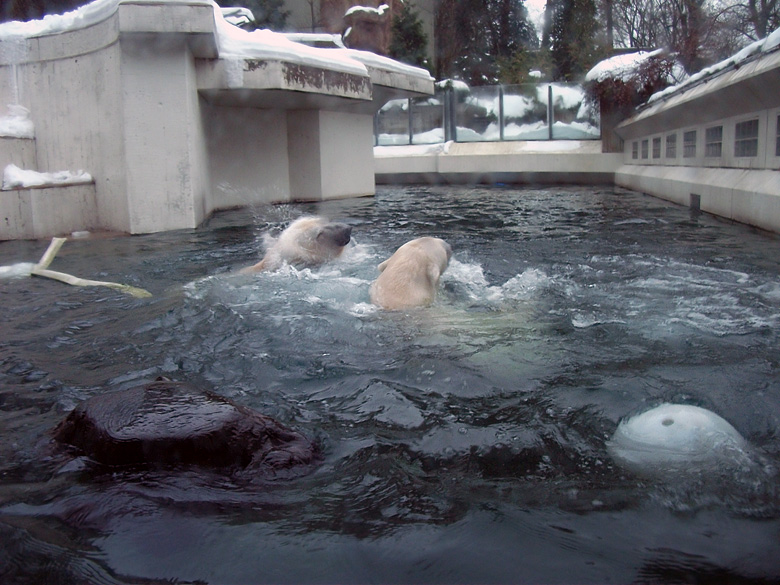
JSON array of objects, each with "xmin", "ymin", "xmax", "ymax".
[{"xmin": 607, "ymin": 403, "xmax": 750, "ymax": 475}]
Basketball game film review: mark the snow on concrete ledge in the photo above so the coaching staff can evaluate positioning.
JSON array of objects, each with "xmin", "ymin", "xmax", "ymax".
[
  {"xmin": 0, "ymin": 0, "xmax": 433, "ymax": 87},
  {"xmin": 0, "ymin": 105, "xmax": 34, "ymax": 138},
  {"xmin": 2, "ymin": 164, "xmax": 92, "ymax": 190}
]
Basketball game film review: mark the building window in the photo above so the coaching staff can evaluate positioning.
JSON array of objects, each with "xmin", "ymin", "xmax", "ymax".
[
  {"xmin": 666, "ymin": 133, "xmax": 677, "ymax": 158},
  {"xmin": 705, "ymin": 125, "xmax": 722, "ymax": 157},
  {"xmin": 683, "ymin": 130, "xmax": 697, "ymax": 158},
  {"xmin": 641, "ymin": 139, "xmax": 649, "ymax": 159},
  {"xmin": 734, "ymin": 118, "xmax": 759, "ymax": 157},
  {"xmin": 653, "ymin": 137, "xmax": 661, "ymax": 159},
  {"xmin": 632, "ymin": 141, "xmax": 638, "ymax": 159}
]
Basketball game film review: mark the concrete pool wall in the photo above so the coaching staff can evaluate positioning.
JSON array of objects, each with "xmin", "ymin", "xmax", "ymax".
[
  {"xmin": 614, "ymin": 41, "xmax": 780, "ymax": 233},
  {"xmin": 374, "ymin": 141, "xmax": 623, "ymax": 186},
  {"xmin": 0, "ymin": 0, "xmax": 432, "ymax": 239}
]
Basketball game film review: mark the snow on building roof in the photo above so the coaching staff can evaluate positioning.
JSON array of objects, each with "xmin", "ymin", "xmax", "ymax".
[{"xmin": 647, "ymin": 27, "xmax": 780, "ymax": 104}]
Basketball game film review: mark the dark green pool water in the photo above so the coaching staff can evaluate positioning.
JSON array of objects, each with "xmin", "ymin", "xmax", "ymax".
[{"xmin": 1, "ymin": 185, "xmax": 779, "ymax": 584}]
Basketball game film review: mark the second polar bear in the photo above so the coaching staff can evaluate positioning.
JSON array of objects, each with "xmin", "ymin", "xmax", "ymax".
[
  {"xmin": 241, "ymin": 216, "xmax": 352, "ymax": 273},
  {"xmin": 369, "ymin": 237, "xmax": 452, "ymax": 310}
]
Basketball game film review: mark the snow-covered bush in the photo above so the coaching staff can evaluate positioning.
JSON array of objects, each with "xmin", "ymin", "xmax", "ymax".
[{"xmin": 584, "ymin": 50, "xmax": 684, "ymax": 111}]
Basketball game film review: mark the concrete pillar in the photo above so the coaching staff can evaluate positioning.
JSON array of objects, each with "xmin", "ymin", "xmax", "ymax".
[
  {"xmin": 120, "ymin": 36, "xmax": 209, "ymax": 234},
  {"xmin": 287, "ymin": 109, "xmax": 374, "ymax": 201},
  {"xmin": 203, "ymin": 103, "xmax": 291, "ymax": 208}
]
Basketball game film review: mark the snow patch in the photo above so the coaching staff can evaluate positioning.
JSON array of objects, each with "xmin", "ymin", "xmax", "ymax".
[
  {"xmin": 0, "ymin": 104, "xmax": 34, "ymax": 138},
  {"xmin": 0, "ymin": 0, "xmax": 118, "ymax": 38},
  {"xmin": 2, "ymin": 164, "xmax": 92, "ymax": 190},
  {"xmin": 585, "ymin": 49, "xmax": 665, "ymax": 84},
  {"xmin": 344, "ymin": 4, "xmax": 389, "ymax": 18}
]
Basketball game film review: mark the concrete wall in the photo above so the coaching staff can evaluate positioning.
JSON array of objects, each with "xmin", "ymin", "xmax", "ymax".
[
  {"xmin": 120, "ymin": 36, "xmax": 211, "ymax": 233},
  {"xmin": 319, "ymin": 110, "xmax": 375, "ymax": 198},
  {"xmin": 287, "ymin": 109, "xmax": 375, "ymax": 200},
  {"xmin": 0, "ymin": 183, "xmax": 97, "ymax": 239},
  {"xmin": 13, "ymin": 36, "xmax": 129, "ymax": 233},
  {"xmin": 615, "ymin": 48, "xmax": 780, "ymax": 232},
  {"xmin": 204, "ymin": 104, "xmax": 292, "ymax": 207},
  {"xmin": 0, "ymin": 137, "xmax": 36, "ymax": 169}
]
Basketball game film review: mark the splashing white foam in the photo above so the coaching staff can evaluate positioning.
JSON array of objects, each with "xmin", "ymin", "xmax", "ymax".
[{"xmin": 0, "ymin": 262, "xmax": 35, "ymax": 278}]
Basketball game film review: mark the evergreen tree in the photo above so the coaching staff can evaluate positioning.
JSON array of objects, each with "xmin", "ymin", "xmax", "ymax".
[
  {"xmin": 436, "ymin": 0, "xmax": 539, "ymax": 85},
  {"xmin": 389, "ymin": 1, "xmax": 430, "ymax": 70},
  {"xmin": 545, "ymin": 0, "xmax": 602, "ymax": 81}
]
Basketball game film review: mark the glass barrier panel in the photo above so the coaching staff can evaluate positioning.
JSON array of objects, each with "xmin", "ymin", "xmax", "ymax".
[
  {"xmin": 549, "ymin": 83, "xmax": 600, "ymax": 140},
  {"xmin": 410, "ymin": 95, "xmax": 445, "ymax": 144},
  {"xmin": 375, "ymin": 98, "xmax": 411, "ymax": 146},
  {"xmin": 501, "ymin": 84, "xmax": 548, "ymax": 140},
  {"xmin": 375, "ymin": 83, "xmax": 601, "ymax": 144},
  {"xmin": 454, "ymin": 85, "xmax": 500, "ymax": 142}
]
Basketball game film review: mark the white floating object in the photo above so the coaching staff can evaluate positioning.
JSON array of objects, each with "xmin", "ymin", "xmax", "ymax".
[{"xmin": 607, "ymin": 403, "xmax": 749, "ymax": 475}]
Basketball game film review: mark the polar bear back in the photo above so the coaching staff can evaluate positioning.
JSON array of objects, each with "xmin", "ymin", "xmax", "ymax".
[{"xmin": 370, "ymin": 237, "xmax": 452, "ymax": 310}]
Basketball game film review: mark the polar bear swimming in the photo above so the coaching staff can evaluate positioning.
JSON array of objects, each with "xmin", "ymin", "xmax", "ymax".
[
  {"xmin": 241, "ymin": 216, "xmax": 352, "ymax": 273},
  {"xmin": 369, "ymin": 237, "xmax": 452, "ymax": 310}
]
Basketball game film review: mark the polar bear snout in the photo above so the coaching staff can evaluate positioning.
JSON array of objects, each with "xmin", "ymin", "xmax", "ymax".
[{"xmin": 319, "ymin": 223, "xmax": 352, "ymax": 248}]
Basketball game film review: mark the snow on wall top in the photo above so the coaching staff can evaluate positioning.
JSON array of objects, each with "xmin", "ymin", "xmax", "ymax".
[
  {"xmin": 0, "ymin": 0, "xmax": 118, "ymax": 38},
  {"xmin": 0, "ymin": 0, "xmax": 432, "ymax": 82}
]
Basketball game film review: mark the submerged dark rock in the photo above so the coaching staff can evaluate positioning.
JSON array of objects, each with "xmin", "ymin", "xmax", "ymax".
[{"xmin": 53, "ymin": 378, "xmax": 317, "ymax": 474}]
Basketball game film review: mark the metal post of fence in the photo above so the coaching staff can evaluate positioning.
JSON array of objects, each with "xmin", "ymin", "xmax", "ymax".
[
  {"xmin": 407, "ymin": 98, "xmax": 413, "ymax": 145},
  {"xmin": 442, "ymin": 91, "xmax": 450, "ymax": 142},
  {"xmin": 445, "ymin": 88, "xmax": 457, "ymax": 142},
  {"xmin": 548, "ymin": 85, "xmax": 554, "ymax": 140},
  {"xmin": 499, "ymin": 85, "xmax": 505, "ymax": 141},
  {"xmin": 451, "ymin": 88, "xmax": 460, "ymax": 142}
]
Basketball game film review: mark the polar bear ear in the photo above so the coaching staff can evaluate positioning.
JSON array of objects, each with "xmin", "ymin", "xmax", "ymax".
[{"xmin": 377, "ymin": 258, "xmax": 390, "ymax": 273}]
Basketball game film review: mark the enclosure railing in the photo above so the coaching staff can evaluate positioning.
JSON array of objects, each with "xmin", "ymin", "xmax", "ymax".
[{"xmin": 374, "ymin": 82, "xmax": 601, "ymax": 146}]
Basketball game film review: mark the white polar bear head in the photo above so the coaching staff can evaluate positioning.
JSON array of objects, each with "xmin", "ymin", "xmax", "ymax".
[
  {"xmin": 241, "ymin": 216, "xmax": 352, "ymax": 273},
  {"xmin": 369, "ymin": 236, "xmax": 452, "ymax": 310}
]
